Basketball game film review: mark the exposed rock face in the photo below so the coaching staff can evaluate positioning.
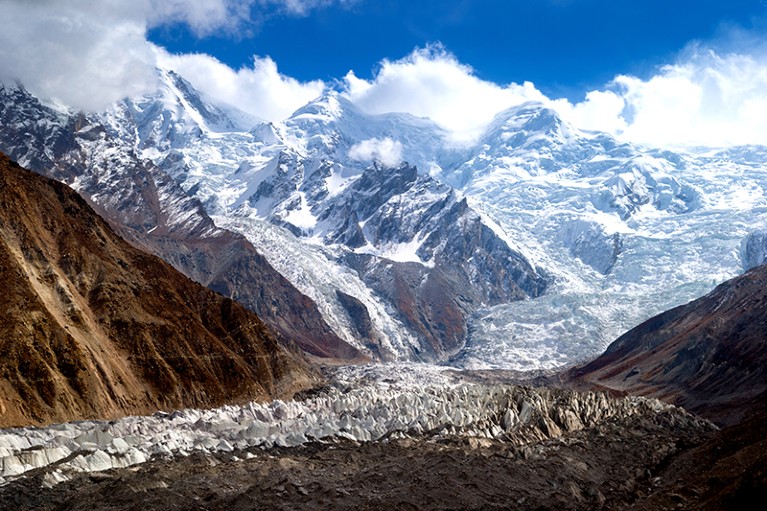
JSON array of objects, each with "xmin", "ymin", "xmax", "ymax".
[
  {"xmin": 335, "ymin": 290, "xmax": 375, "ymax": 343},
  {"xmin": 0, "ymin": 153, "xmax": 316, "ymax": 428},
  {"xmin": 242, "ymin": 158, "xmax": 548, "ymax": 361},
  {"xmin": 344, "ymin": 164, "xmax": 547, "ymax": 360},
  {"xmin": 569, "ymin": 262, "xmax": 767, "ymax": 426},
  {"xmin": 0, "ymin": 83, "xmax": 361, "ymax": 362}
]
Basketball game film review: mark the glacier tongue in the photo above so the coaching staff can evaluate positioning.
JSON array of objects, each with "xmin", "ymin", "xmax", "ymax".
[{"xmin": 0, "ymin": 365, "xmax": 706, "ymax": 485}]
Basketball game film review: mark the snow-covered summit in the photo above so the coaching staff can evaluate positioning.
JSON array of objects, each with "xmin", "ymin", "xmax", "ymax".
[{"xmin": 99, "ymin": 68, "xmax": 260, "ymax": 156}]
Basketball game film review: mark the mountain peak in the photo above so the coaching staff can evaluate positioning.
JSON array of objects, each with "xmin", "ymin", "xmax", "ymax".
[
  {"xmin": 148, "ymin": 67, "xmax": 261, "ymax": 133},
  {"xmin": 288, "ymin": 89, "xmax": 357, "ymax": 123},
  {"xmin": 486, "ymin": 101, "xmax": 569, "ymax": 138}
]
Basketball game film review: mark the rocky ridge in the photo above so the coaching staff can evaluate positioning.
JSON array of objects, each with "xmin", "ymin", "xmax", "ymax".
[
  {"xmin": 569, "ymin": 261, "xmax": 767, "ymax": 427},
  {"xmin": 0, "ymin": 152, "xmax": 316, "ymax": 428}
]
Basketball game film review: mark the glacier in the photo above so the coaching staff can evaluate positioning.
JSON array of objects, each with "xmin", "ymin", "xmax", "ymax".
[
  {"xmin": 0, "ymin": 365, "xmax": 708, "ymax": 487},
  {"xmin": 97, "ymin": 75, "xmax": 767, "ymax": 368},
  {"xmin": 448, "ymin": 106, "xmax": 767, "ymax": 369}
]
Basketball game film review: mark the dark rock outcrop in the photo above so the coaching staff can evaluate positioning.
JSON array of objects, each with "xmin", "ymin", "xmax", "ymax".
[
  {"xmin": 335, "ymin": 290, "xmax": 375, "ymax": 341},
  {"xmin": 329, "ymin": 163, "xmax": 548, "ymax": 360}
]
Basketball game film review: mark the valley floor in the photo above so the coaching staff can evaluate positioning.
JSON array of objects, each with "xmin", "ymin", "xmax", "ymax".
[
  {"xmin": 3, "ymin": 406, "xmax": 762, "ymax": 511},
  {"xmin": 2, "ymin": 366, "xmax": 763, "ymax": 511}
]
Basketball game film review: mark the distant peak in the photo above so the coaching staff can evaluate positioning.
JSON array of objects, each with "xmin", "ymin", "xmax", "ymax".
[
  {"xmin": 289, "ymin": 89, "xmax": 358, "ymax": 122},
  {"xmin": 494, "ymin": 101, "xmax": 561, "ymax": 126},
  {"xmin": 482, "ymin": 101, "xmax": 573, "ymax": 141}
]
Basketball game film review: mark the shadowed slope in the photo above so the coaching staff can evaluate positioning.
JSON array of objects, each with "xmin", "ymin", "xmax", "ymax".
[{"xmin": 569, "ymin": 263, "xmax": 767, "ymax": 426}]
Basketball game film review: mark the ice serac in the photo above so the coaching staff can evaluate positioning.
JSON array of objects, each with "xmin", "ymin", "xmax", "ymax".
[
  {"xmin": 0, "ymin": 365, "xmax": 714, "ymax": 481},
  {"xmin": 740, "ymin": 229, "xmax": 767, "ymax": 271},
  {"xmin": 0, "ymin": 81, "xmax": 362, "ymax": 362},
  {"xmin": 0, "ymin": 152, "xmax": 316, "ymax": 428},
  {"xmin": 569, "ymin": 262, "xmax": 767, "ymax": 427}
]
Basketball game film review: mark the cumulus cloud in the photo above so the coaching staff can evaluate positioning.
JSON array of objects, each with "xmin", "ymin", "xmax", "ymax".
[
  {"xmin": 158, "ymin": 51, "xmax": 324, "ymax": 121},
  {"xmin": 349, "ymin": 137, "xmax": 404, "ymax": 167},
  {"xmin": 147, "ymin": 0, "xmax": 255, "ymax": 36},
  {"xmin": 550, "ymin": 45, "xmax": 767, "ymax": 148},
  {"xmin": 0, "ymin": 0, "xmax": 158, "ymax": 110},
  {"xmin": 344, "ymin": 43, "xmax": 767, "ymax": 148},
  {"xmin": 553, "ymin": 90, "xmax": 628, "ymax": 135},
  {"xmin": 0, "ymin": 0, "xmax": 345, "ymax": 114},
  {"xmin": 609, "ymin": 48, "xmax": 767, "ymax": 147},
  {"xmin": 344, "ymin": 45, "xmax": 548, "ymax": 142},
  {"xmin": 2, "ymin": 0, "xmax": 767, "ymax": 148}
]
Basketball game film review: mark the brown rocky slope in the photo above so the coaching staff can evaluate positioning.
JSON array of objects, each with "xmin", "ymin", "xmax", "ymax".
[
  {"xmin": 568, "ymin": 262, "xmax": 767, "ymax": 427},
  {"xmin": 0, "ymin": 153, "xmax": 317, "ymax": 428}
]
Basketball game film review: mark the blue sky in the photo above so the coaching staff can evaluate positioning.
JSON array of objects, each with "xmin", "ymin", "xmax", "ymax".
[
  {"xmin": 147, "ymin": 0, "xmax": 767, "ymax": 100},
  {"xmin": 2, "ymin": 0, "xmax": 767, "ymax": 147}
]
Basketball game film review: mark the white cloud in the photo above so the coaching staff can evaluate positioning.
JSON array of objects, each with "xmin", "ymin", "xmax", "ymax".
[
  {"xmin": 157, "ymin": 50, "xmax": 325, "ymax": 121},
  {"xmin": 344, "ymin": 45, "xmax": 549, "ymax": 142},
  {"xmin": 261, "ymin": 0, "xmax": 358, "ymax": 16},
  {"xmin": 0, "ymin": 0, "xmax": 345, "ymax": 114},
  {"xmin": 0, "ymin": 0, "xmax": 158, "ymax": 110},
  {"xmin": 553, "ymin": 90, "xmax": 628, "ymax": 135},
  {"xmin": 344, "ymin": 44, "xmax": 767, "ymax": 148},
  {"xmin": 608, "ymin": 49, "xmax": 767, "ymax": 147},
  {"xmin": 349, "ymin": 137, "xmax": 404, "ymax": 167},
  {"xmin": 146, "ymin": 0, "xmax": 254, "ymax": 36},
  {"xmin": 2, "ymin": 0, "xmax": 767, "ymax": 149},
  {"xmin": 549, "ymin": 46, "xmax": 767, "ymax": 148}
]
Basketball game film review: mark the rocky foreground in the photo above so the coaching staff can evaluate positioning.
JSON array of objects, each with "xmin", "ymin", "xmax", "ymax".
[
  {"xmin": 0, "ymin": 416, "xmax": 718, "ymax": 511},
  {"xmin": 2, "ymin": 366, "xmax": 743, "ymax": 510}
]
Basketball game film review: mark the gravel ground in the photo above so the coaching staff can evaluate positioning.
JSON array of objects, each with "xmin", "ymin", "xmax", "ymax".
[{"xmin": 0, "ymin": 407, "xmax": 733, "ymax": 511}]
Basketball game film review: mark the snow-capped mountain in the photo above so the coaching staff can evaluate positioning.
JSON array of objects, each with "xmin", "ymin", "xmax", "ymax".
[
  {"xmin": 445, "ymin": 103, "xmax": 767, "ymax": 369},
  {"xmin": 0, "ymin": 80, "xmax": 362, "ymax": 362},
  {"xmin": 3, "ymin": 69, "xmax": 766, "ymax": 369},
  {"xmin": 99, "ymin": 83, "xmax": 549, "ymax": 361}
]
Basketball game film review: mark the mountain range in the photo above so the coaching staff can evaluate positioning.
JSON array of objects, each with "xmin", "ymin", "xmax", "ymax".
[
  {"xmin": 1, "ymin": 67, "xmax": 766, "ymax": 509},
  {"xmin": 2, "ymin": 68, "xmax": 767, "ymax": 369}
]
